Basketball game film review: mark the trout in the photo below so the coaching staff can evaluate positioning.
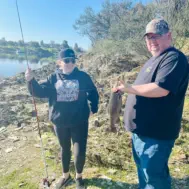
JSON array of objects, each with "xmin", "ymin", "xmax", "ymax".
[{"xmin": 107, "ymin": 89, "xmax": 122, "ymax": 132}]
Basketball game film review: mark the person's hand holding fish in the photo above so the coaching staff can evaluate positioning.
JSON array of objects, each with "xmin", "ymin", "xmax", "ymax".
[{"xmin": 113, "ymin": 80, "xmax": 128, "ymax": 93}]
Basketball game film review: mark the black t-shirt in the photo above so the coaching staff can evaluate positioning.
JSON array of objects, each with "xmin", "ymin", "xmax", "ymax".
[{"xmin": 124, "ymin": 47, "xmax": 189, "ymax": 140}]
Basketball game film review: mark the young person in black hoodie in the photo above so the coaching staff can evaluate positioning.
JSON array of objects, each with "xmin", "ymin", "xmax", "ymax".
[{"xmin": 25, "ymin": 48, "xmax": 99, "ymax": 189}]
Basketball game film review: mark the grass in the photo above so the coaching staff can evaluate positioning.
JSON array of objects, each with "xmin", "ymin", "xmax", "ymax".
[
  {"xmin": 1, "ymin": 124, "xmax": 189, "ymax": 189},
  {"xmin": 0, "ymin": 169, "xmax": 39, "ymax": 189},
  {"xmin": 65, "ymin": 167, "xmax": 138, "ymax": 189}
]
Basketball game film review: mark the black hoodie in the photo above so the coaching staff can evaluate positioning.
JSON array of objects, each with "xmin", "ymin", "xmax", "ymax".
[{"xmin": 27, "ymin": 67, "xmax": 99, "ymax": 127}]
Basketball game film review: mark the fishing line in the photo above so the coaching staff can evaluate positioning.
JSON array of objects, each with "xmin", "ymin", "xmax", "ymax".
[{"xmin": 15, "ymin": 0, "xmax": 50, "ymax": 187}]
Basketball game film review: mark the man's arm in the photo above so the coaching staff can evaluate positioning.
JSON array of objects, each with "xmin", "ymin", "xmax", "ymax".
[
  {"xmin": 117, "ymin": 51, "xmax": 188, "ymax": 98},
  {"xmin": 125, "ymin": 83, "xmax": 169, "ymax": 98},
  {"xmin": 116, "ymin": 81, "xmax": 169, "ymax": 98}
]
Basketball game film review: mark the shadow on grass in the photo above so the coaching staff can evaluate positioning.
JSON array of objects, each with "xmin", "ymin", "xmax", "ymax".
[
  {"xmin": 76, "ymin": 178, "xmax": 137, "ymax": 189},
  {"xmin": 66, "ymin": 163, "xmax": 138, "ymax": 188},
  {"xmin": 82, "ymin": 176, "xmax": 189, "ymax": 189},
  {"xmin": 56, "ymin": 175, "xmax": 189, "ymax": 189}
]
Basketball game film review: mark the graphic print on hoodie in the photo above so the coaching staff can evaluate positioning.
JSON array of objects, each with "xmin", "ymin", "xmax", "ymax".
[{"xmin": 55, "ymin": 79, "xmax": 79, "ymax": 102}]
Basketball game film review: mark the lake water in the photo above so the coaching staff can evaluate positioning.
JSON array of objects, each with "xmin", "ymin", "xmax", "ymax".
[{"xmin": 0, "ymin": 58, "xmax": 49, "ymax": 78}]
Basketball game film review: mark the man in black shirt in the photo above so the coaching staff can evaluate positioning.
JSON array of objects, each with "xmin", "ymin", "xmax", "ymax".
[{"xmin": 116, "ymin": 19, "xmax": 189, "ymax": 189}]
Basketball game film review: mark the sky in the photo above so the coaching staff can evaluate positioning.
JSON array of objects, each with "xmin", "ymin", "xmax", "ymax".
[{"xmin": 0, "ymin": 0, "xmax": 151, "ymax": 50}]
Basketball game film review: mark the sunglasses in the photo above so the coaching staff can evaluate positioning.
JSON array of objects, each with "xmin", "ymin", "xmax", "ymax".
[
  {"xmin": 62, "ymin": 58, "xmax": 76, "ymax": 64},
  {"xmin": 145, "ymin": 34, "xmax": 162, "ymax": 40}
]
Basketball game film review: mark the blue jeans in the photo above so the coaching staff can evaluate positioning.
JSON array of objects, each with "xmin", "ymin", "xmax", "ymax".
[{"xmin": 132, "ymin": 133, "xmax": 175, "ymax": 189}]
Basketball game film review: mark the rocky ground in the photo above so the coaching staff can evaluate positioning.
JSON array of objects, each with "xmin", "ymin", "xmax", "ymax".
[{"xmin": 0, "ymin": 54, "xmax": 189, "ymax": 189}]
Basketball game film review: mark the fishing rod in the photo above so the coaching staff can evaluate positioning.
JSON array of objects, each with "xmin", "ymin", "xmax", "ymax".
[{"xmin": 15, "ymin": 0, "xmax": 50, "ymax": 188}]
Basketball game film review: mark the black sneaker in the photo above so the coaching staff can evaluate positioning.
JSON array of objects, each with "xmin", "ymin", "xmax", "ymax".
[
  {"xmin": 75, "ymin": 177, "xmax": 86, "ymax": 189},
  {"xmin": 55, "ymin": 175, "xmax": 72, "ymax": 189}
]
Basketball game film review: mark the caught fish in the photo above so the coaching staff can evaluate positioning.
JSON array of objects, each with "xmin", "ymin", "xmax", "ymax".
[{"xmin": 107, "ymin": 88, "xmax": 122, "ymax": 132}]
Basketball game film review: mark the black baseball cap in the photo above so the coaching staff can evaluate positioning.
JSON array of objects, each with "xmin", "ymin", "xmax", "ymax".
[{"xmin": 58, "ymin": 48, "xmax": 77, "ymax": 59}]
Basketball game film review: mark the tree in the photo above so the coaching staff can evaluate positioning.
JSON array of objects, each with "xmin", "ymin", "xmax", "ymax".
[
  {"xmin": 74, "ymin": 1, "xmax": 133, "ymax": 44},
  {"xmin": 7, "ymin": 41, "xmax": 16, "ymax": 47},
  {"xmin": 61, "ymin": 40, "xmax": 69, "ymax": 49},
  {"xmin": 50, "ymin": 40, "xmax": 55, "ymax": 48},
  {"xmin": 28, "ymin": 41, "xmax": 40, "ymax": 48},
  {"xmin": 75, "ymin": 0, "xmax": 189, "ymax": 57},
  {"xmin": 74, "ymin": 43, "xmax": 85, "ymax": 53},
  {"xmin": 74, "ymin": 43, "xmax": 79, "ymax": 52},
  {"xmin": 18, "ymin": 40, "xmax": 24, "ymax": 47},
  {"xmin": 40, "ymin": 40, "xmax": 44, "ymax": 47},
  {"xmin": 152, "ymin": 0, "xmax": 189, "ymax": 49},
  {"xmin": 73, "ymin": 6, "xmax": 111, "ymax": 44},
  {"xmin": 0, "ymin": 37, "xmax": 7, "ymax": 46}
]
